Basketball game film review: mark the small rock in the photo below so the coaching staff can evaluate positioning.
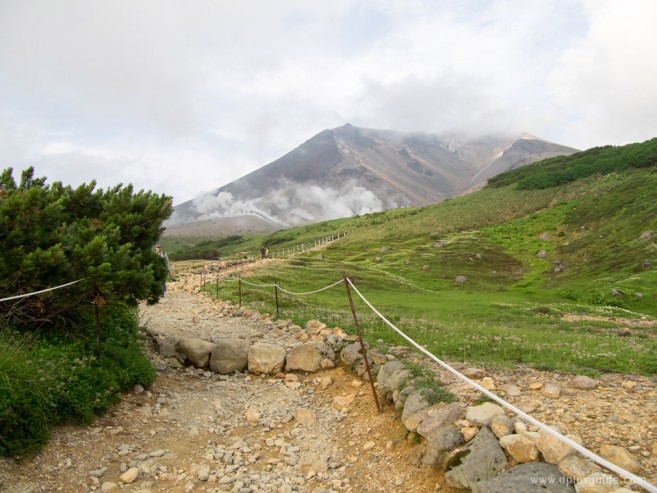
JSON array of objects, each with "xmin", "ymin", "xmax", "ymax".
[
  {"xmin": 466, "ymin": 402, "xmax": 505, "ymax": 427},
  {"xmin": 571, "ymin": 376, "xmax": 598, "ymax": 390},
  {"xmin": 503, "ymin": 384, "xmax": 522, "ymax": 397},
  {"xmin": 499, "ymin": 434, "xmax": 540, "ymax": 463},
  {"xmin": 490, "ymin": 415, "xmax": 514, "ymax": 438},
  {"xmin": 599, "ymin": 445, "xmax": 642, "ymax": 474},
  {"xmin": 120, "ymin": 467, "xmax": 139, "ymax": 484},
  {"xmin": 541, "ymin": 383, "xmax": 561, "ymax": 399},
  {"xmin": 481, "ymin": 377, "xmax": 496, "ymax": 391}
]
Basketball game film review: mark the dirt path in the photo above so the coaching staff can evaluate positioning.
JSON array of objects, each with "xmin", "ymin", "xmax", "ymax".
[
  {"xmin": 2, "ymin": 266, "xmax": 657, "ymax": 492},
  {"xmin": 0, "ymin": 281, "xmax": 443, "ymax": 493}
]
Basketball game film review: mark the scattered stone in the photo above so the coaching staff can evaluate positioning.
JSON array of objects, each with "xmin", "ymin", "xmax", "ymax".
[
  {"xmin": 294, "ymin": 408, "xmax": 318, "ymax": 428},
  {"xmin": 119, "ymin": 467, "xmax": 139, "ymax": 484},
  {"xmin": 462, "ymin": 368, "xmax": 486, "ymax": 379},
  {"xmin": 481, "ymin": 377, "xmax": 496, "ymax": 391},
  {"xmin": 599, "ymin": 445, "xmax": 642, "ymax": 474},
  {"xmin": 466, "ymin": 402, "xmax": 505, "ymax": 427},
  {"xmin": 571, "ymin": 376, "xmax": 598, "ymax": 390},
  {"xmin": 541, "ymin": 383, "xmax": 562, "ymax": 399},
  {"xmin": 502, "ymin": 384, "xmax": 522, "ymax": 397}
]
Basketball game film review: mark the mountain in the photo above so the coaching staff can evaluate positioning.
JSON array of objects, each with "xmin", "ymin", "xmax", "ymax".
[{"xmin": 167, "ymin": 124, "xmax": 577, "ymax": 233}]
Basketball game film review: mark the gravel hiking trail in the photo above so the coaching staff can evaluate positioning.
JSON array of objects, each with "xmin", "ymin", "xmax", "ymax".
[{"xmin": 0, "ymin": 279, "xmax": 443, "ymax": 493}]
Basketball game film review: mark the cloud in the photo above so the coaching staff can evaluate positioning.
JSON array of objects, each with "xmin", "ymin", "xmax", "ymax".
[
  {"xmin": 184, "ymin": 180, "xmax": 387, "ymax": 227},
  {"xmin": 1, "ymin": 0, "xmax": 657, "ymax": 206},
  {"xmin": 548, "ymin": 0, "xmax": 657, "ymax": 147}
]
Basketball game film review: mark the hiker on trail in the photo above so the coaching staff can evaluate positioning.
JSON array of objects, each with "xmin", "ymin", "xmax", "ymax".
[
  {"xmin": 260, "ymin": 245, "xmax": 266, "ymax": 259},
  {"xmin": 155, "ymin": 244, "xmax": 170, "ymax": 296}
]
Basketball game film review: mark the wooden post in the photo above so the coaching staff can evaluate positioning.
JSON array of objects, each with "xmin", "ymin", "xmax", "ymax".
[
  {"xmin": 274, "ymin": 283, "xmax": 280, "ymax": 318},
  {"xmin": 342, "ymin": 272, "xmax": 381, "ymax": 413}
]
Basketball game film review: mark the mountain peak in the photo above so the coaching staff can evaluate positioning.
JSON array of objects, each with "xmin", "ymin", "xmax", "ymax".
[{"xmin": 169, "ymin": 125, "xmax": 578, "ymax": 229}]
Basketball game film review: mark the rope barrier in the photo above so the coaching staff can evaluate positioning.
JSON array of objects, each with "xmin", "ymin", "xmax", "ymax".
[
  {"xmin": 276, "ymin": 279, "xmax": 343, "ymax": 296},
  {"xmin": 239, "ymin": 279, "xmax": 277, "ymax": 288},
  {"xmin": 346, "ymin": 278, "xmax": 657, "ymax": 493},
  {"xmin": 0, "ymin": 278, "xmax": 87, "ymax": 303}
]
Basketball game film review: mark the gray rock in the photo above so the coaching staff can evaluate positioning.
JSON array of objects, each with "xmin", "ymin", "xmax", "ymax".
[
  {"xmin": 416, "ymin": 402, "xmax": 465, "ymax": 438},
  {"xmin": 176, "ymin": 338, "xmax": 216, "ymax": 368},
  {"xmin": 423, "ymin": 426, "xmax": 464, "ymax": 466},
  {"xmin": 471, "ymin": 462, "xmax": 575, "ymax": 493},
  {"xmin": 571, "ymin": 376, "xmax": 598, "ymax": 390},
  {"xmin": 210, "ymin": 337, "xmax": 250, "ymax": 374},
  {"xmin": 444, "ymin": 427, "xmax": 507, "ymax": 489},
  {"xmin": 401, "ymin": 388, "xmax": 433, "ymax": 423},
  {"xmin": 340, "ymin": 342, "xmax": 365, "ymax": 366},
  {"xmin": 376, "ymin": 361, "xmax": 412, "ymax": 401}
]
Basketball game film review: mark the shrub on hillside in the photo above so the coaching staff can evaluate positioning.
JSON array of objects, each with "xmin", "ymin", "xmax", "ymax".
[{"xmin": 0, "ymin": 305, "xmax": 155, "ymax": 457}]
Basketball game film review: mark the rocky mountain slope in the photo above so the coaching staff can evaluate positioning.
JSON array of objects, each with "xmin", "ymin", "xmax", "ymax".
[{"xmin": 167, "ymin": 124, "xmax": 577, "ymax": 232}]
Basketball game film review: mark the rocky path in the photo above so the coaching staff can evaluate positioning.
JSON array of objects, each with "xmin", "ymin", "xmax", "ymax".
[
  {"xmin": 2, "ymin": 268, "xmax": 657, "ymax": 492},
  {"xmin": 0, "ymin": 285, "xmax": 442, "ymax": 493}
]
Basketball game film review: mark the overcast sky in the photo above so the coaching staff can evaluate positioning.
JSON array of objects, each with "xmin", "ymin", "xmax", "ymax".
[{"xmin": 1, "ymin": 0, "xmax": 656, "ymax": 204}]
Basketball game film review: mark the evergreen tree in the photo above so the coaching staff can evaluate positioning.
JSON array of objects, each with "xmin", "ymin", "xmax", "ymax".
[{"xmin": 0, "ymin": 167, "xmax": 172, "ymax": 330}]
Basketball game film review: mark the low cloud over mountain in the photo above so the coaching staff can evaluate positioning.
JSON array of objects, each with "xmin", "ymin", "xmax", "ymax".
[{"xmin": 168, "ymin": 124, "xmax": 577, "ymax": 232}]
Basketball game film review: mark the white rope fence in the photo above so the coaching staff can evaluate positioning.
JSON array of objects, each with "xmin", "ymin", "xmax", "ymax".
[
  {"xmin": 276, "ymin": 279, "xmax": 343, "ymax": 296},
  {"xmin": 239, "ymin": 279, "xmax": 276, "ymax": 288},
  {"xmin": 0, "ymin": 278, "xmax": 87, "ymax": 303},
  {"xmin": 346, "ymin": 278, "xmax": 657, "ymax": 493}
]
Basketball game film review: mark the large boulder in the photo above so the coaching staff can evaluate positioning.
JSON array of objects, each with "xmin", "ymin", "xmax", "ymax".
[
  {"xmin": 471, "ymin": 462, "xmax": 575, "ymax": 493},
  {"xmin": 376, "ymin": 361, "xmax": 412, "ymax": 402},
  {"xmin": 286, "ymin": 341, "xmax": 335, "ymax": 373},
  {"xmin": 444, "ymin": 427, "xmax": 507, "ymax": 490},
  {"xmin": 248, "ymin": 342, "xmax": 286, "ymax": 375},
  {"xmin": 176, "ymin": 338, "xmax": 216, "ymax": 368},
  {"xmin": 209, "ymin": 337, "xmax": 250, "ymax": 374}
]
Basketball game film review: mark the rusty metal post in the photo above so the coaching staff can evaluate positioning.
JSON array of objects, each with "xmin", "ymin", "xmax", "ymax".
[
  {"xmin": 274, "ymin": 283, "xmax": 280, "ymax": 318},
  {"xmin": 342, "ymin": 272, "xmax": 381, "ymax": 413}
]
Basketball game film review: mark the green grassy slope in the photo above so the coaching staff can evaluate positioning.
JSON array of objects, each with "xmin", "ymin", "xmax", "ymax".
[{"xmin": 183, "ymin": 138, "xmax": 657, "ymax": 375}]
